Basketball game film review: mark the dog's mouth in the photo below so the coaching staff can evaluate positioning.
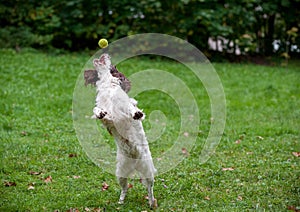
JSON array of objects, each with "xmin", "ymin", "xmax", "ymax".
[{"xmin": 99, "ymin": 54, "xmax": 110, "ymax": 65}]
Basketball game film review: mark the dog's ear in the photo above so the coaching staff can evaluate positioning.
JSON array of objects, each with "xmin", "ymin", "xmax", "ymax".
[
  {"xmin": 110, "ymin": 65, "xmax": 118, "ymax": 74},
  {"xmin": 110, "ymin": 65, "xmax": 131, "ymax": 93},
  {"xmin": 84, "ymin": 69, "xmax": 99, "ymax": 86},
  {"xmin": 122, "ymin": 78, "xmax": 131, "ymax": 93}
]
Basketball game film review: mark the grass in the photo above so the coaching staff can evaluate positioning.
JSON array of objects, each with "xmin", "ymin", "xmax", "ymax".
[{"xmin": 0, "ymin": 48, "xmax": 299, "ymax": 211}]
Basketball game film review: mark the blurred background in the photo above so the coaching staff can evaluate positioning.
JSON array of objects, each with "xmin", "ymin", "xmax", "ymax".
[{"xmin": 1, "ymin": 0, "xmax": 299, "ymax": 60}]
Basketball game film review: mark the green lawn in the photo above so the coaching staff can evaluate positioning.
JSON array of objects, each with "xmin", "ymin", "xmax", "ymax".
[{"xmin": 1, "ymin": 49, "xmax": 299, "ymax": 211}]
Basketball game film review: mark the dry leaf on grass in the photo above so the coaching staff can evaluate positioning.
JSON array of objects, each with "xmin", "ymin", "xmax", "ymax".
[
  {"xmin": 28, "ymin": 185, "xmax": 35, "ymax": 190},
  {"xmin": 29, "ymin": 171, "xmax": 41, "ymax": 175},
  {"xmin": 256, "ymin": 136, "xmax": 264, "ymax": 140},
  {"xmin": 102, "ymin": 182, "xmax": 109, "ymax": 191},
  {"xmin": 204, "ymin": 196, "xmax": 210, "ymax": 200},
  {"xmin": 181, "ymin": 148, "xmax": 189, "ymax": 156},
  {"xmin": 287, "ymin": 205, "xmax": 300, "ymax": 212},
  {"xmin": 69, "ymin": 153, "xmax": 77, "ymax": 158},
  {"xmin": 66, "ymin": 208, "xmax": 80, "ymax": 212},
  {"xmin": 21, "ymin": 131, "xmax": 28, "ymax": 136},
  {"xmin": 4, "ymin": 181, "xmax": 16, "ymax": 187},
  {"xmin": 222, "ymin": 167, "xmax": 234, "ymax": 171},
  {"xmin": 235, "ymin": 139, "xmax": 241, "ymax": 144},
  {"xmin": 44, "ymin": 176, "xmax": 52, "ymax": 183},
  {"xmin": 292, "ymin": 152, "xmax": 300, "ymax": 157}
]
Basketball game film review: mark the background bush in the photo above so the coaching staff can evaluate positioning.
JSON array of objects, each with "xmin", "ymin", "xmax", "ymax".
[{"xmin": 1, "ymin": 0, "xmax": 299, "ymax": 56}]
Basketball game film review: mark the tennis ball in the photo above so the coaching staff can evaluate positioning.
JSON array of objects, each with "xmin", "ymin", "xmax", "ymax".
[{"xmin": 98, "ymin": 38, "xmax": 108, "ymax": 48}]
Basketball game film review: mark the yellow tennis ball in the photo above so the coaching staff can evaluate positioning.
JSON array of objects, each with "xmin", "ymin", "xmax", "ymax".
[{"xmin": 98, "ymin": 38, "xmax": 108, "ymax": 48}]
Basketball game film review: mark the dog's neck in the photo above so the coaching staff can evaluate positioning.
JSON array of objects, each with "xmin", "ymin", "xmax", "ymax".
[{"xmin": 96, "ymin": 68, "xmax": 121, "ymax": 90}]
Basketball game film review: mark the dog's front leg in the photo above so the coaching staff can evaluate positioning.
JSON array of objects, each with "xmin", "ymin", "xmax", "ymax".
[
  {"xmin": 93, "ymin": 107, "xmax": 107, "ymax": 119},
  {"xmin": 128, "ymin": 100, "xmax": 144, "ymax": 120},
  {"xmin": 117, "ymin": 177, "xmax": 128, "ymax": 204}
]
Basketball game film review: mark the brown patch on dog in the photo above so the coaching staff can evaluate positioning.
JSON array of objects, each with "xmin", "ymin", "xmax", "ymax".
[
  {"xmin": 110, "ymin": 65, "xmax": 131, "ymax": 92},
  {"xmin": 84, "ymin": 69, "xmax": 99, "ymax": 86}
]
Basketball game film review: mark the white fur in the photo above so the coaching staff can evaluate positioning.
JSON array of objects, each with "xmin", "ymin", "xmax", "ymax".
[{"xmin": 92, "ymin": 54, "xmax": 157, "ymax": 208}]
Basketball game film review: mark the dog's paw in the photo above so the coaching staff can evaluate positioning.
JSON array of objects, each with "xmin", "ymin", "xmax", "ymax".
[
  {"xmin": 98, "ymin": 111, "xmax": 107, "ymax": 119},
  {"xmin": 93, "ymin": 107, "xmax": 107, "ymax": 119},
  {"xmin": 133, "ymin": 111, "xmax": 144, "ymax": 120},
  {"xmin": 150, "ymin": 198, "xmax": 158, "ymax": 209}
]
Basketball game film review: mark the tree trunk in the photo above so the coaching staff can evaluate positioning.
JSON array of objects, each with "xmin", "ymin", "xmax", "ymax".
[{"xmin": 265, "ymin": 14, "xmax": 275, "ymax": 56}]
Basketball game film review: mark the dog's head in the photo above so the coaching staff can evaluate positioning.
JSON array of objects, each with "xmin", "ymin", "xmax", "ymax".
[
  {"xmin": 84, "ymin": 54, "xmax": 131, "ymax": 92},
  {"xmin": 93, "ymin": 54, "xmax": 111, "ymax": 75}
]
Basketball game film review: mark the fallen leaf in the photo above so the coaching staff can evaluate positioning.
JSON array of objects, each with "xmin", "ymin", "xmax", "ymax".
[
  {"xmin": 235, "ymin": 139, "xmax": 241, "ymax": 144},
  {"xmin": 29, "ymin": 171, "xmax": 41, "ymax": 175},
  {"xmin": 204, "ymin": 196, "xmax": 210, "ymax": 200},
  {"xmin": 28, "ymin": 185, "xmax": 35, "ymax": 190},
  {"xmin": 73, "ymin": 176, "xmax": 81, "ymax": 179},
  {"xmin": 4, "ymin": 181, "xmax": 16, "ymax": 187},
  {"xmin": 102, "ymin": 182, "xmax": 109, "ymax": 191},
  {"xmin": 69, "ymin": 153, "xmax": 77, "ymax": 158},
  {"xmin": 256, "ymin": 136, "xmax": 264, "ymax": 140},
  {"xmin": 128, "ymin": 183, "xmax": 133, "ymax": 188},
  {"xmin": 222, "ymin": 167, "xmax": 234, "ymax": 171},
  {"xmin": 239, "ymin": 134, "xmax": 245, "ymax": 140},
  {"xmin": 237, "ymin": 195, "xmax": 243, "ymax": 201},
  {"xmin": 181, "ymin": 148, "xmax": 189, "ymax": 156},
  {"xmin": 44, "ymin": 176, "xmax": 52, "ymax": 183},
  {"xmin": 21, "ymin": 131, "xmax": 28, "ymax": 136},
  {"xmin": 287, "ymin": 205, "xmax": 300, "ymax": 212},
  {"xmin": 292, "ymin": 152, "xmax": 300, "ymax": 157},
  {"xmin": 183, "ymin": 132, "xmax": 189, "ymax": 137},
  {"xmin": 66, "ymin": 209, "xmax": 80, "ymax": 212}
]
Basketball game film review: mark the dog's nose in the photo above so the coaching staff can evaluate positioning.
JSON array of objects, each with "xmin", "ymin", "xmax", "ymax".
[{"xmin": 99, "ymin": 54, "xmax": 110, "ymax": 65}]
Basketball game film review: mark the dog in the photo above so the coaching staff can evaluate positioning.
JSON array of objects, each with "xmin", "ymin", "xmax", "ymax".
[{"xmin": 85, "ymin": 54, "xmax": 157, "ymax": 208}]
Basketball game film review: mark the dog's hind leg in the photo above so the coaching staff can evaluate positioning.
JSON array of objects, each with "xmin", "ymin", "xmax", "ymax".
[
  {"xmin": 118, "ymin": 177, "xmax": 128, "ymax": 204},
  {"xmin": 145, "ymin": 178, "xmax": 157, "ymax": 209}
]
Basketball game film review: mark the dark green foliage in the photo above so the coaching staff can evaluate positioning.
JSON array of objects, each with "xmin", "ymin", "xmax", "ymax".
[{"xmin": 0, "ymin": 0, "xmax": 299, "ymax": 55}]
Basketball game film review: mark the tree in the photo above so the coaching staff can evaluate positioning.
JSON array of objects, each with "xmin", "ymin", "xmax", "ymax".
[{"xmin": 0, "ymin": 0, "xmax": 299, "ymax": 56}]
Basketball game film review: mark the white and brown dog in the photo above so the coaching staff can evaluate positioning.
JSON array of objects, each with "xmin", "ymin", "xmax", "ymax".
[{"xmin": 85, "ymin": 54, "xmax": 157, "ymax": 208}]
